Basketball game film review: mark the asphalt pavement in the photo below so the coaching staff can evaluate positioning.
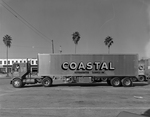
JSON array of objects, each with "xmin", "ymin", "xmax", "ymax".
[{"xmin": 0, "ymin": 78, "xmax": 150, "ymax": 117}]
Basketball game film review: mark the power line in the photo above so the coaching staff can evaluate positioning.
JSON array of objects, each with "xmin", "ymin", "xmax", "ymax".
[
  {"xmin": 0, "ymin": 43, "xmax": 50, "ymax": 49},
  {"xmin": 1, "ymin": 0, "xmax": 52, "ymax": 43}
]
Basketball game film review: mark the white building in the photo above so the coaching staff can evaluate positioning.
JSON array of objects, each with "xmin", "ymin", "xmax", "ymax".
[{"xmin": 0, "ymin": 58, "xmax": 38, "ymax": 73}]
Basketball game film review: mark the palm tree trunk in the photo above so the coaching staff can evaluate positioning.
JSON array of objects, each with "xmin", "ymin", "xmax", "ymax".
[
  {"xmin": 108, "ymin": 47, "xmax": 110, "ymax": 54},
  {"xmin": 6, "ymin": 46, "xmax": 8, "ymax": 77},
  {"xmin": 75, "ymin": 44, "xmax": 76, "ymax": 54}
]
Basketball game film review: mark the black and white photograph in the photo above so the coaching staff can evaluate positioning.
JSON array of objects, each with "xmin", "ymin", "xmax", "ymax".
[{"xmin": 0, "ymin": 0, "xmax": 150, "ymax": 117}]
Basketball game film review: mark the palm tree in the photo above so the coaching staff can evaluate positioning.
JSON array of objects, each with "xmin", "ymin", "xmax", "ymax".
[
  {"xmin": 72, "ymin": 31, "xmax": 80, "ymax": 54},
  {"xmin": 3, "ymin": 35, "xmax": 12, "ymax": 76},
  {"xmin": 104, "ymin": 36, "xmax": 113, "ymax": 54}
]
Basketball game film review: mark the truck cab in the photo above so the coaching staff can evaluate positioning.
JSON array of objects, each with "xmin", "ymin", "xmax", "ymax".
[
  {"xmin": 10, "ymin": 61, "xmax": 53, "ymax": 88},
  {"xmin": 10, "ymin": 62, "xmax": 32, "ymax": 87}
]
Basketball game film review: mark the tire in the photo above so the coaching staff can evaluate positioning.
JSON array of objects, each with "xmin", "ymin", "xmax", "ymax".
[
  {"xmin": 42, "ymin": 77, "xmax": 53, "ymax": 87},
  {"xmin": 12, "ymin": 78, "xmax": 23, "ymax": 88},
  {"xmin": 138, "ymin": 75, "xmax": 145, "ymax": 82},
  {"xmin": 122, "ymin": 77, "xmax": 133, "ymax": 87},
  {"xmin": 107, "ymin": 79, "xmax": 111, "ymax": 86},
  {"xmin": 110, "ymin": 77, "xmax": 121, "ymax": 87}
]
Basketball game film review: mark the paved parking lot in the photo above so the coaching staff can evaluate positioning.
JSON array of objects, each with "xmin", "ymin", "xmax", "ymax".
[{"xmin": 0, "ymin": 78, "xmax": 150, "ymax": 117}]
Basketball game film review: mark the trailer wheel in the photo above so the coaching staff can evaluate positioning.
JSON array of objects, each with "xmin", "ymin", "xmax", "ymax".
[
  {"xmin": 110, "ymin": 77, "xmax": 121, "ymax": 87},
  {"xmin": 12, "ymin": 78, "xmax": 23, "ymax": 88},
  {"xmin": 42, "ymin": 77, "xmax": 53, "ymax": 87},
  {"xmin": 138, "ymin": 75, "xmax": 145, "ymax": 82},
  {"xmin": 122, "ymin": 77, "xmax": 133, "ymax": 87}
]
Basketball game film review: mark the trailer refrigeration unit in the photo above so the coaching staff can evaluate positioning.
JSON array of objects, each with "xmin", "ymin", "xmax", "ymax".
[
  {"xmin": 10, "ymin": 54, "xmax": 140, "ymax": 88},
  {"xmin": 138, "ymin": 59, "xmax": 150, "ymax": 82}
]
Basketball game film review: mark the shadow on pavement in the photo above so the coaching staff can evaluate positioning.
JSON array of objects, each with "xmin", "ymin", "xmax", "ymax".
[
  {"xmin": 23, "ymin": 84, "xmax": 43, "ymax": 88},
  {"xmin": 53, "ymin": 82, "xmax": 149, "ymax": 87},
  {"xmin": 142, "ymin": 109, "xmax": 150, "ymax": 117},
  {"xmin": 133, "ymin": 82, "xmax": 149, "ymax": 87},
  {"xmin": 21, "ymin": 82, "xmax": 149, "ymax": 88},
  {"xmin": 52, "ymin": 83, "xmax": 109, "ymax": 87},
  {"xmin": 22, "ymin": 83, "xmax": 109, "ymax": 87}
]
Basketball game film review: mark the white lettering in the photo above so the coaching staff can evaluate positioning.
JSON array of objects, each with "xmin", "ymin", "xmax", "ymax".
[
  {"xmin": 100, "ymin": 62, "xmax": 108, "ymax": 70},
  {"xmin": 62, "ymin": 62, "xmax": 68, "ymax": 70},
  {"xmin": 69, "ymin": 62, "xmax": 77, "ymax": 70},
  {"xmin": 86, "ymin": 62, "xmax": 93, "ymax": 70},
  {"xmin": 77, "ymin": 62, "xmax": 85, "ymax": 70},
  {"xmin": 94, "ymin": 62, "xmax": 101, "ymax": 70},
  {"xmin": 61, "ymin": 61, "xmax": 115, "ymax": 71},
  {"xmin": 109, "ymin": 62, "xmax": 115, "ymax": 70}
]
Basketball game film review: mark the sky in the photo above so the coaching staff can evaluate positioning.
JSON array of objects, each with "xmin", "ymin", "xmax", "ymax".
[{"xmin": 0, "ymin": 0, "xmax": 149, "ymax": 59}]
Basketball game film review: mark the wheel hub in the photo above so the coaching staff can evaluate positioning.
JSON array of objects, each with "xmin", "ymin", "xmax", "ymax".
[
  {"xmin": 14, "ymin": 80, "xmax": 20, "ymax": 86},
  {"xmin": 114, "ymin": 80, "xmax": 120, "ymax": 85},
  {"xmin": 125, "ymin": 79, "xmax": 130, "ymax": 86},
  {"xmin": 45, "ymin": 80, "xmax": 50, "ymax": 85}
]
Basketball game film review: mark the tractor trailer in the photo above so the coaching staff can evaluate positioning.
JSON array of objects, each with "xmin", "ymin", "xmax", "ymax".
[{"xmin": 10, "ymin": 53, "xmax": 147, "ymax": 88}]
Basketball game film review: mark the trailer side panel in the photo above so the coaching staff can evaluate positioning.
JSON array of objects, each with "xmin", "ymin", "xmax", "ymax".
[{"xmin": 38, "ymin": 54, "xmax": 138, "ymax": 77}]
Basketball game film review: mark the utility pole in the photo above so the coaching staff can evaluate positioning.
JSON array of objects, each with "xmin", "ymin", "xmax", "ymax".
[{"xmin": 52, "ymin": 40, "xmax": 54, "ymax": 53}]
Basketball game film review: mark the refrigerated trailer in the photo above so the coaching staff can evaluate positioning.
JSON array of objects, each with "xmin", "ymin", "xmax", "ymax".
[{"xmin": 10, "ymin": 53, "xmax": 142, "ymax": 88}]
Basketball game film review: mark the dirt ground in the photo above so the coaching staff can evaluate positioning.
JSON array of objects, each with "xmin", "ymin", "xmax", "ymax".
[{"xmin": 0, "ymin": 78, "xmax": 150, "ymax": 117}]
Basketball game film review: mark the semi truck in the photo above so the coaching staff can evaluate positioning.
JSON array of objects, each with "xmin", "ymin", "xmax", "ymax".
[{"xmin": 10, "ymin": 53, "xmax": 148, "ymax": 88}]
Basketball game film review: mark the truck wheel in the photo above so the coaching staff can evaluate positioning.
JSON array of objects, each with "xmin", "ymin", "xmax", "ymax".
[
  {"xmin": 110, "ymin": 77, "xmax": 121, "ymax": 87},
  {"xmin": 107, "ymin": 79, "xmax": 111, "ymax": 86},
  {"xmin": 42, "ymin": 77, "xmax": 53, "ymax": 87},
  {"xmin": 122, "ymin": 77, "xmax": 133, "ymax": 87},
  {"xmin": 12, "ymin": 78, "xmax": 23, "ymax": 88},
  {"xmin": 138, "ymin": 75, "xmax": 145, "ymax": 82}
]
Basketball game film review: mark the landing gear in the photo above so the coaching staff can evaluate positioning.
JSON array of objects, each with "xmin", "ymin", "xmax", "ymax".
[
  {"xmin": 101, "ymin": 77, "xmax": 107, "ymax": 82},
  {"xmin": 91, "ymin": 77, "xmax": 95, "ymax": 83}
]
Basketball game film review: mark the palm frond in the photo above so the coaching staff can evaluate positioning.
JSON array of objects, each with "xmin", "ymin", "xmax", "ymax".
[
  {"xmin": 3, "ymin": 35, "xmax": 12, "ymax": 48},
  {"xmin": 72, "ymin": 31, "xmax": 80, "ymax": 45},
  {"xmin": 104, "ymin": 36, "xmax": 113, "ymax": 52}
]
